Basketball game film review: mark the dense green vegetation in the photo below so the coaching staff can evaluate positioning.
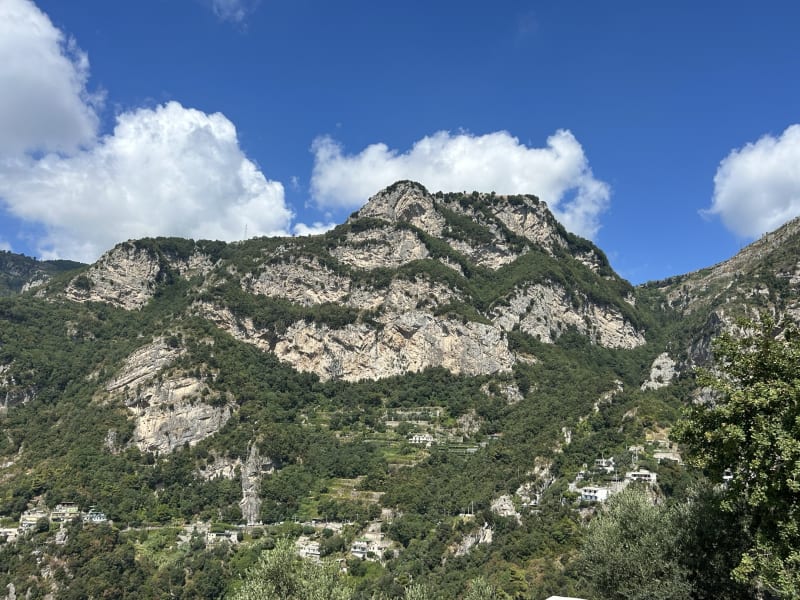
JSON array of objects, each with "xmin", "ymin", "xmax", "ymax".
[
  {"xmin": 676, "ymin": 316, "xmax": 800, "ymax": 597},
  {"xmin": 0, "ymin": 250, "xmax": 83, "ymax": 296}
]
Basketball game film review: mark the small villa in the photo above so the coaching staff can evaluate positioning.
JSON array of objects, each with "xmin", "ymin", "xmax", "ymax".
[
  {"xmin": 50, "ymin": 503, "xmax": 80, "ymax": 522},
  {"xmin": 409, "ymin": 433, "xmax": 436, "ymax": 446},
  {"xmin": 580, "ymin": 486, "xmax": 610, "ymax": 503},
  {"xmin": 625, "ymin": 469, "xmax": 657, "ymax": 483}
]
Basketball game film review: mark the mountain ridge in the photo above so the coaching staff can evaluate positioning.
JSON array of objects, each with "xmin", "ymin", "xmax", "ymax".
[{"xmin": 0, "ymin": 181, "xmax": 798, "ymax": 598}]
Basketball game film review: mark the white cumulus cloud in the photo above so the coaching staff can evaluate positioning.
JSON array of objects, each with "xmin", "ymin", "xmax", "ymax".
[
  {"xmin": 210, "ymin": 0, "xmax": 258, "ymax": 23},
  {"xmin": 0, "ymin": 102, "xmax": 293, "ymax": 262},
  {"xmin": 310, "ymin": 129, "xmax": 610, "ymax": 239},
  {"xmin": 708, "ymin": 125, "xmax": 800, "ymax": 238},
  {"xmin": 0, "ymin": 0, "xmax": 100, "ymax": 157},
  {"xmin": 293, "ymin": 222, "xmax": 337, "ymax": 237}
]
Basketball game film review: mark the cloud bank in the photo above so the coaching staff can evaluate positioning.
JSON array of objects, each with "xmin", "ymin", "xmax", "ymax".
[
  {"xmin": 0, "ymin": 102, "xmax": 292, "ymax": 262},
  {"xmin": 708, "ymin": 124, "xmax": 800, "ymax": 237},
  {"xmin": 310, "ymin": 129, "xmax": 610, "ymax": 239},
  {"xmin": 0, "ymin": 0, "xmax": 296, "ymax": 262},
  {"xmin": 0, "ymin": 0, "xmax": 100, "ymax": 156}
]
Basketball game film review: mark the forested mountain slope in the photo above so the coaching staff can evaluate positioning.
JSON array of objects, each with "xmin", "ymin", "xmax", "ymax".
[
  {"xmin": 0, "ymin": 250, "xmax": 83, "ymax": 296},
  {"xmin": 0, "ymin": 182, "xmax": 797, "ymax": 599}
]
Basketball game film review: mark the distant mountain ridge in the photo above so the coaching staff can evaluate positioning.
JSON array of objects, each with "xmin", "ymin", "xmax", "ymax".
[{"xmin": 0, "ymin": 250, "xmax": 84, "ymax": 296}]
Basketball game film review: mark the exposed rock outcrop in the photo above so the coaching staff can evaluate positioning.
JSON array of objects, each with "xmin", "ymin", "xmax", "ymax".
[
  {"xmin": 197, "ymin": 300, "xmax": 513, "ymax": 382},
  {"xmin": 243, "ymin": 261, "xmax": 460, "ymax": 313},
  {"xmin": 106, "ymin": 338, "xmax": 232, "ymax": 454},
  {"xmin": 274, "ymin": 312, "xmax": 514, "ymax": 382},
  {"xmin": 354, "ymin": 181, "xmax": 445, "ymax": 236},
  {"xmin": 243, "ymin": 257, "xmax": 351, "ymax": 306},
  {"xmin": 658, "ymin": 216, "xmax": 800, "ymax": 315},
  {"xmin": 487, "ymin": 196, "xmax": 567, "ymax": 255},
  {"xmin": 198, "ymin": 455, "xmax": 242, "ymax": 481},
  {"xmin": 129, "ymin": 380, "xmax": 231, "ymax": 455},
  {"xmin": 482, "ymin": 381, "xmax": 525, "ymax": 405},
  {"xmin": 330, "ymin": 226, "xmax": 430, "ymax": 270},
  {"xmin": 493, "ymin": 283, "xmax": 645, "ymax": 349},
  {"xmin": 65, "ymin": 242, "xmax": 213, "ymax": 309},
  {"xmin": 0, "ymin": 363, "xmax": 36, "ymax": 409},
  {"xmin": 490, "ymin": 494, "xmax": 521, "ymax": 524},
  {"xmin": 240, "ymin": 444, "xmax": 273, "ymax": 525},
  {"xmin": 447, "ymin": 238, "xmax": 520, "ymax": 270},
  {"xmin": 641, "ymin": 352, "xmax": 677, "ymax": 390},
  {"xmin": 451, "ymin": 522, "xmax": 493, "ymax": 557}
]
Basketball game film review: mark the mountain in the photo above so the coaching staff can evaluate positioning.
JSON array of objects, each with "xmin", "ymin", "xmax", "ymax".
[
  {"xmin": 0, "ymin": 250, "xmax": 84, "ymax": 296},
  {"xmin": 0, "ymin": 181, "xmax": 797, "ymax": 598}
]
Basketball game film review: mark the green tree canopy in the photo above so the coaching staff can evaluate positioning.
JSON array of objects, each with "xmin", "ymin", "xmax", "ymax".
[
  {"xmin": 576, "ymin": 487, "xmax": 691, "ymax": 600},
  {"xmin": 676, "ymin": 315, "xmax": 800, "ymax": 597},
  {"xmin": 228, "ymin": 538, "xmax": 351, "ymax": 600}
]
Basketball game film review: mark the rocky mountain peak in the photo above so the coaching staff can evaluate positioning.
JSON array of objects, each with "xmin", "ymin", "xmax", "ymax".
[{"xmin": 353, "ymin": 180, "xmax": 437, "ymax": 227}]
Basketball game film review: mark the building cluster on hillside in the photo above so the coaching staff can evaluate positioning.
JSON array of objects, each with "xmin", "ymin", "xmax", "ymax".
[
  {"xmin": 0, "ymin": 503, "xmax": 108, "ymax": 543},
  {"xmin": 294, "ymin": 518, "xmax": 393, "ymax": 564},
  {"xmin": 569, "ymin": 453, "xmax": 660, "ymax": 504}
]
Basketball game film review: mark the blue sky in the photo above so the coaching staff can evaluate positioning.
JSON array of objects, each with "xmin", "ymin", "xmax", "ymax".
[{"xmin": 1, "ymin": 0, "xmax": 799, "ymax": 283}]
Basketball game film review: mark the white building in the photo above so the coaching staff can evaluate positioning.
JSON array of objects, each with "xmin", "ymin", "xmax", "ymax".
[
  {"xmin": 594, "ymin": 457, "xmax": 615, "ymax": 473},
  {"xmin": 580, "ymin": 486, "xmax": 610, "ymax": 502},
  {"xmin": 82, "ymin": 507, "xmax": 108, "ymax": 524},
  {"xmin": 50, "ymin": 503, "xmax": 79, "ymax": 522},
  {"xmin": 350, "ymin": 540, "xmax": 369, "ymax": 559},
  {"xmin": 19, "ymin": 510, "xmax": 49, "ymax": 530},
  {"xmin": 409, "ymin": 433, "xmax": 436, "ymax": 446},
  {"xmin": 625, "ymin": 469, "xmax": 657, "ymax": 483}
]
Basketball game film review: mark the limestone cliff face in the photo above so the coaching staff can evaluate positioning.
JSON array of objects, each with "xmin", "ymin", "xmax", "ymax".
[
  {"xmin": 451, "ymin": 523, "xmax": 494, "ymax": 557},
  {"xmin": 641, "ymin": 353, "xmax": 677, "ymax": 390},
  {"xmin": 330, "ymin": 226, "xmax": 430, "ymax": 270},
  {"xmin": 353, "ymin": 182, "xmax": 565, "ymax": 270},
  {"xmin": 240, "ymin": 444, "xmax": 273, "ymax": 525},
  {"xmin": 446, "ymin": 238, "xmax": 521, "ymax": 270},
  {"xmin": 487, "ymin": 197, "xmax": 566, "ymax": 254},
  {"xmin": 196, "ymin": 445, "xmax": 274, "ymax": 525},
  {"xmin": 65, "ymin": 242, "xmax": 214, "ymax": 310},
  {"xmin": 106, "ymin": 338, "xmax": 232, "ymax": 454},
  {"xmin": 198, "ymin": 454, "xmax": 241, "ymax": 481},
  {"xmin": 493, "ymin": 283, "xmax": 645, "ymax": 349},
  {"xmin": 273, "ymin": 312, "xmax": 513, "ymax": 382},
  {"xmin": 243, "ymin": 257, "xmax": 351, "ymax": 306},
  {"xmin": 197, "ymin": 301, "xmax": 513, "ymax": 382},
  {"xmin": 128, "ymin": 380, "xmax": 232, "ymax": 455},
  {"xmin": 196, "ymin": 281, "xmax": 512, "ymax": 383},
  {"xmin": 490, "ymin": 494, "xmax": 521, "ymax": 524},
  {"xmin": 243, "ymin": 259, "xmax": 461, "ymax": 313},
  {"xmin": 54, "ymin": 181, "xmax": 646, "ymax": 391},
  {"xmin": 193, "ymin": 302, "xmax": 271, "ymax": 352},
  {"xmin": 354, "ymin": 180, "xmax": 445, "ymax": 236}
]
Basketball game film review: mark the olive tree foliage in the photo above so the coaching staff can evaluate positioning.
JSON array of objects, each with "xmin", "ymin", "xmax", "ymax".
[
  {"xmin": 676, "ymin": 316, "xmax": 800, "ymax": 597},
  {"xmin": 228, "ymin": 540, "xmax": 496, "ymax": 600},
  {"xmin": 228, "ymin": 538, "xmax": 351, "ymax": 600},
  {"xmin": 393, "ymin": 579, "xmax": 496, "ymax": 600},
  {"xmin": 577, "ymin": 487, "xmax": 691, "ymax": 600},
  {"xmin": 463, "ymin": 577, "xmax": 498, "ymax": 600}
]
